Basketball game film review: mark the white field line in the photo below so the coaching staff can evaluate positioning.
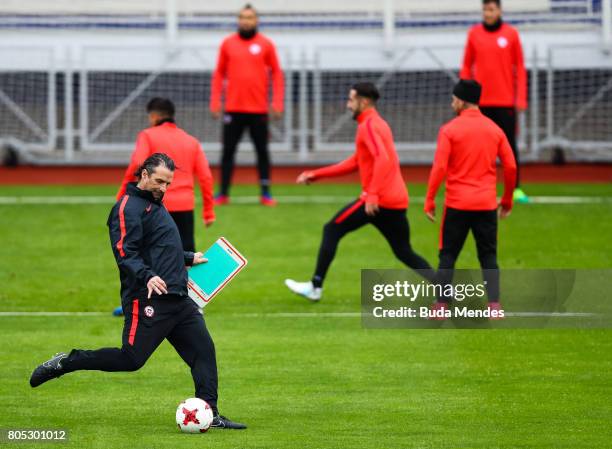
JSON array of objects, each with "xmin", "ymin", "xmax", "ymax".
[
  {"xmin": 0, "ymin": 311, "xmax": 107, "ymax": 316},
  {"xmin": 0, "ymin": 195, "xmax": 610, "ymax": 205},
  {"xmin": 0, "ymin": 311, "xmax": 599, "ymax": 318},
  {"xmin": 527, "ymin": 196, "xmax": 612, "ymax": 204},
  {"xmin": 0, "ymin": 311, "xmax": 362, "ymax": 318},
  {"xmin": 0, "ymin": 196, "xmax": 113, "ymax": 204}
]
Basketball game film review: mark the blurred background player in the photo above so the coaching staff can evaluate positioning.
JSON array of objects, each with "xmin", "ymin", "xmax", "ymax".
[
  {"xmin": 460, "ymin": 0, "xmax": 528, "ymax": 203},
  {"xmin": 424, "ymin": 80, "xmax": 517, "ymax": 315},
  {"xmin": 210, "ymin": 3, "xmax": 284, "ymax": 207},
  {"xmin": 285, "ymin": 83, "xmax": 435, "ymax": 301},
  {"xmin": 113, "ymin": 97, "xmax": 215, "ymax": 316}
]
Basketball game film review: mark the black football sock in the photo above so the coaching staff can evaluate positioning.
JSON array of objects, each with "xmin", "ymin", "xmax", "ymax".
[{"xmin": 312, "ymin": 275, "xmax": 323, "ymax": 289}]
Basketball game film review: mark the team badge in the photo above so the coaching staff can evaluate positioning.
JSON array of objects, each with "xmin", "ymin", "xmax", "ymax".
[
  {"xmin": 249, "ymin": 43, "xmax": 262, "ymax": 55},
  {"xmin": 497, "ymin": 36, "xmax": 508, "ymax": 48},
  {"xmin": 144, "ymin": 306, "xmax": 155, "ymax": 317}
]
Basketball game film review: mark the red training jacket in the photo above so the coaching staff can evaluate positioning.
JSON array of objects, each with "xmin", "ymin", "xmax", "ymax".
[
  {"xmin": 460, "ymin": 22, "xmax": 527, "ymax": 109},
  {"xmin": 307, "ymin": 108, "xmax": 409, "ymax": 209},
  {"xmin": 425, "ymin": 109, "xmax": 517, "ymax": 212},
  {"xmin": 117, "ymin": 122, "xmax": 215, "ymax": 223},
  {"xmin": 210, "ymin": 32, "xmax": 284, "ymax": 114}
]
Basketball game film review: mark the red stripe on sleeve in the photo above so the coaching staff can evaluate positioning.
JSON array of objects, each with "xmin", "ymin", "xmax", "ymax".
[
  {"xmin": 116, "ymin": 195, "xmax": 129, "ymax": 257},
  {"xmin": 128, "ymin": 299, "xmax": 139, "ymax": 346}
]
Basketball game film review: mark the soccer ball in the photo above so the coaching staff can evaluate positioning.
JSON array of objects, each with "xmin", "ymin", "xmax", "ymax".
[{"xmin": 175, "ymin": 398, "xmax": 214, "ymax": 433}]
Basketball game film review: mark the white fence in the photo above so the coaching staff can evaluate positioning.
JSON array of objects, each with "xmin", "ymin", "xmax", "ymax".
[
  {"xmin": 78, "ymin": 46, "xmax": 293, "ymax": 155},
  {"xmin": 1, "ymin": 43, "xmax": 612, "ymax": 163},
  {"xmin": 0, "ymin": 47, "xmax": 57, "ymax": 153},
  {"xmin": 313, "ymin": 46, "xmax": 461, "ymax": 155},
  {"xmin": 542, "ymin": 44, "xmax": 612, "ymax": 158}
]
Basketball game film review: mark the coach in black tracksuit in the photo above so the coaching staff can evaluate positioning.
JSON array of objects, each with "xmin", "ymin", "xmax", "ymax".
[{"xmin": 29, "ymin": 153, "xmax": 245, "ymax": 429}]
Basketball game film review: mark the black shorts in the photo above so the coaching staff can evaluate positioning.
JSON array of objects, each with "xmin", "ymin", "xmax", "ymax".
[{"xmin": 170, "ymin": 210, "xmax": 195, "ymax": 252}]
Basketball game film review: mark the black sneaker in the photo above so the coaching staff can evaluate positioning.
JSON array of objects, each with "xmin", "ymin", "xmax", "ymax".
[
  {"xmin": 210, "ymin": 414, "xmax": 247, "ymax": 430},
  {"xmin": 30, "ymin": 352, "xmax": 67, "ymax": 388}
]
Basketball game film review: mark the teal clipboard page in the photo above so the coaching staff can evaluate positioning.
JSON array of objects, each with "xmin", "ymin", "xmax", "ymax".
[{"xmin": 187, "ymin": 237, "xmax": 248, "ymax": 308}]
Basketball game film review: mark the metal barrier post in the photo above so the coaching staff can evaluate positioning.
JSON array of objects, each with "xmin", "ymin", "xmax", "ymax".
[
  {"xmin": 298, "ymin": 50, "xmax": 308, "ymax": 161},
  {"xmin": 603, "ymin": 0, "xmax": 611, "ymax": 48},
  {"xmin": 64, "ymin": 47, "xmax": 74, "ymax": 161},
  {"xmin": 546, "ymin": 48, "xmax": 554, "ymax": 142},
  {"xmin": 530, "ymin": 46, "xmax": 540, "ymax": 158},
  {"xmin": 312, "ymin": 50, "xmax": 321, "ymax": 154}
]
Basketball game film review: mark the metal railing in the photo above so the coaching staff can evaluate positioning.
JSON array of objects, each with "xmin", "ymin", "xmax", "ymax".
[
  {"xmin": 77, "ymin": 46, "xmax": 293, "ymax": 156},
  {"xmin": 0, "ymin": 46, "xmax": 57, "ymax": 154},
  {"xmin": 1, "ymin": 43, "xmax": 612, "ymax": 163}
]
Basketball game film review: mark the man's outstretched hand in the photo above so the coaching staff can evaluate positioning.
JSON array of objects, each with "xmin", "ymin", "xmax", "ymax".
[{"xmin": 296, "ymin": 171, "xmax": 315, "ymax": 185}]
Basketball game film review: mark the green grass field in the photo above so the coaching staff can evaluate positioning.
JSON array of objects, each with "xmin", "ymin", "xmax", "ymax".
[{"xmin": 1, "ymin": 183, "xmax": 611, "ymax": 449}]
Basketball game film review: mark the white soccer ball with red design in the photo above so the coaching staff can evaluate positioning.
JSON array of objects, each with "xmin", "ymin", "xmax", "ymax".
[{"xmin": 175, "ymin": 398, "xmax": 214, "ymax": 433}]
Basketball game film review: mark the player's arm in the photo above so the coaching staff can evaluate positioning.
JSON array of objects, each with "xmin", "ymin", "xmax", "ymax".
[
  {"xmin": 424, "ymin": 128, "xmax": 451, "ymax": 221},
  {"xmin": 513, "ymin": 31, "xmax": 528, "ymax": 111},
  {"xmin": 459, "ymin": 29, "xmax": 475, "ymax": 79},
  {"xmin": 267, "ymin": 41, "xmax": 285, "ymax": 118},
  {"xmin": 297, "ymin": 153, "xmax": 358, "ymax": 184},
  {"xmin": 116, "ymin": 132, "xmax": 152, "ymax": 200},
  {"xmin": 497, "ymin": 134, "xmax": 517, "ymax": 218},
  {"xmin": 109, "ymin": 200, "xmax": 164, "ymax": 297},
  {"xmin": 210, "ymin": 40, "xmax": 229, "ymax": 118},
  {"xmin": 194, "ymin": 143, "xmax": 215, "ymax": 227},
  {"xmin": 362, "ymin": 120, "xmax": 392, "ymax": 216}
]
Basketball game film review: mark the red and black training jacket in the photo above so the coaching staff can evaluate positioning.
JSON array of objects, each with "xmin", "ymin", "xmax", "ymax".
[{"xmin": 107, "ymin": 182, "xmax": 194, "ymax": 303}]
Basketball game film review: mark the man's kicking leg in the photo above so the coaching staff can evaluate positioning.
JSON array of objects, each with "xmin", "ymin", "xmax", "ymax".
[
  {"xmin": 285, "ymin": 200, "xmax": 369, "ymax": 302},
  {"xmin": 31, "ymin": 298, "xmax": 170, "ymax": 387}
]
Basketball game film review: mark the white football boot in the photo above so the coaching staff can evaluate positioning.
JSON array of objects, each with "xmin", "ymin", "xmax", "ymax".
[{"xmin": 284, "ymin": 279, "xmax": 322, "ymax": 302}]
